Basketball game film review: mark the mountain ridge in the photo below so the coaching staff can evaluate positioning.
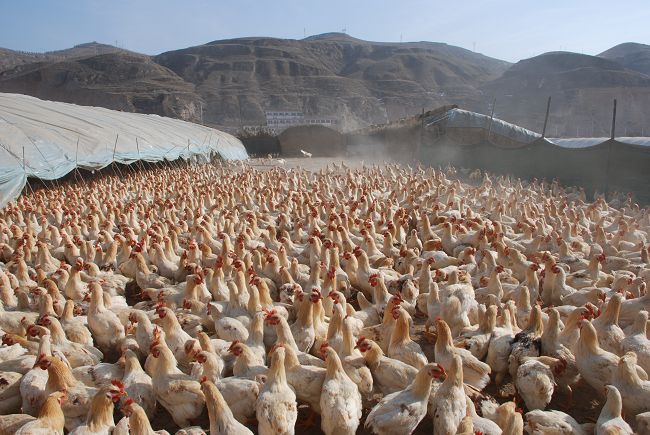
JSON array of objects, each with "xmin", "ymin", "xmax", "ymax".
[{"xmin": 1, "ymin": 35, "xmax": 648, "ymax": 135}]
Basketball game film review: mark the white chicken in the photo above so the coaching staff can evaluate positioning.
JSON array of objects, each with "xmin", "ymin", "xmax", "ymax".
[
  {"xmin": 256, "ymin": 346, "xmax": 297, "ymax": 435},
  {"xmin": 365, "ymin": 363, "xmax": 442, "ymax": 435}
]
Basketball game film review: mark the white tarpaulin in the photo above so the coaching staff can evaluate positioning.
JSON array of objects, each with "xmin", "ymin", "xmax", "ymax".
[{"xmin": 0, "ymin": 93, "xmax": 248, "ymax": 208}]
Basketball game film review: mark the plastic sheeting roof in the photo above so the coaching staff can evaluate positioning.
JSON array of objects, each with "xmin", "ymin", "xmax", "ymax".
[
  {"xmin": 428, "ymin": 108, "xmax": 650, "ymax": 149},
  {"xmin": 442, "ymin": 108, "xmax": 542, "ymax": 144},
  {"xmin": 0, "ymin": 93, "xmax": 248, "ymax": 208}
]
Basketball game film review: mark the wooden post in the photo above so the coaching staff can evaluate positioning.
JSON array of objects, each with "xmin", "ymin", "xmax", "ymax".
[
  {"xmin": 541, "ymin": 96, "xmax": 552, "ymax": 138},
  {"xmin": 610, "ymin": 99, "xmax": 617, "ymax": 139}
]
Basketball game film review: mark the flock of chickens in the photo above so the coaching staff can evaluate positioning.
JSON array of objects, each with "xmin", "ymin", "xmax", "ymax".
[{"xmin": 1, "ymin": 159, "xmax": 650, "ymax": 435}]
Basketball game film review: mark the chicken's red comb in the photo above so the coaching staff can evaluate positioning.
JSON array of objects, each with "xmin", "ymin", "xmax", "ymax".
[
  {"xmin": 125, "ymin": 398, "xmax": 135, "ymax": 406},
  {"xmin": 355, "ymin": 336, "xmax": 366, "ymax": 346},
  {"xmin": 200, "ymin": 376, "xmax": 208, "ymax": 384},
  {"xmin": 228, "ymin": 340, "xmax": 240, "ymax": 351},
  {"xmin": 111, "ymin": 379, "xmax": 125, "ymax": 390}
]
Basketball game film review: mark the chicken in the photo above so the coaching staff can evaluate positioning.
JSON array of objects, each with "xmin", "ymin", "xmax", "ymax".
[
  {"xmin": 229, "ymin": 341, "xmax": 266, "ymax": 380},
  {"xmin": 133, "ymin": 253, "xmax": 172, "ymax": 289},
  {"xmin": 454, "ymin": 304, "xmax": 496, "ymax": 360},
  {"xmin": 508, "ymin": 304, "xmax": 544, "ymax": 379},
  {"xmin": 387, "ymin": 306, "xmax": 427, "ymax": 369},
  {"xmin": 356, "ymin": 337, "xmax": 418, "ymax": 395},
  {"xmin": 319, "ymin": 346, "xmax": 362, "ymax": 435},
  {"xmin": 430, "ymin": 354, "xmax": 467, "ymax": 435},
  {"xmin": 214, "ymin": 376, "xmax": 261, "ymax": 424},
  {"xmin": 289, "ymin": 289, "xmax": 317, "ymax": 352},
  {"xmin": 264, "ymin": 310, "xmax": 325, "ymax": 368},
  {"xmin": 612, "ymin": 351, "xmax": 650, "ymax": 417},
  {"xmin": 68, "ymin": 380, "xmax": 127, "ymax": 434},
  {"xmin": 524, "ymin": 409, "xmax": 591, "ymax": 435},
  {"xmin": 434, "ymin": 319, "xmax": 491, "ymax": 390},
  {"xmin": 515, "ymin": 356, "xmax": 564, "ymax": 410},
  {"xmin": 596, "ymin": 385, "xmax": 633, "ymax": 435},
  {"xmin": 117, "ymin": 399, "xmax": 169, "ymax": 435},
  {"xmin": 339, "ymin": 317, "xmax": 373, "ymax": 398},
  {"xmin": 121, "ymin": 349, "xmax": 155, "ymax": 418},
  {"xmin": 282, "ymin": 344, "xmax": 325, "ymax": 414},
  {"xmin": 575, "ymin": 320, "xmax": 647, "ymax": 394},
  {"xmin": 365, "ymin": 363, "xmax": 442, "ymax": 435},
  {"xmin": 256, "ymin": 347, "xmax": 297, "ymax": 435},
  {"xmin": 154, "ymin": 306, "xmax": 194, "ymax": 372},
  {"xmin": 465, "ymin": 397, "xmax": 502, "ymax": 435},
  {"xmin": 86, "ymin": 282, "xmax": 125, "ymax": 359},
  {"xmin": 35, "ymin": 355, "xmax": 97, "ymax": 431},
  {"xmin": 621, "ymin": 310, "xmax": 650, "ymax": 372},
  {"xmin": 0, "ymin": 370, "xmax": 23, "ymax": 415},
  {"xmin": 201, "ymin": 379, "xmax": 253, "ymax": 435},
  {"xmin": 540, "ymin": 308, "xmax": 580, "ymax": 403},
  {"xmin": 36, "ymin": 316, "xmax": 102, "ymax": 368},
  {"xmin": 496, "ymin": 401, "xmax": 525, "ymax": 435},
  {"xmin": 209, "ymin": 303, "xmax": 249, "ymax": 343},
  {"xmin": 591, "ymin": 293, "xmax": 625, "ymax": 355},
  {"xmin": 149, "ymin": 343, "xmax": 205, "ymax": 427},
  {"xmin": 0, "ymin": 391, "xmax": 66, "ymax": 435},
  {"xmin": 71, "ymin": 358, "xmax": 124, "ymax": 388},
  {"xmin": 638, "ymin": 412, "xmax": 650, "ymax": 435},
  {"xmin": 59, "ymin": 300, "xmax": 93, "ymax": 346}
]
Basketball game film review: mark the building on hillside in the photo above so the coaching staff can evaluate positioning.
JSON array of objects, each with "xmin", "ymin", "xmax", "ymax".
[{"xmin": 265, "ymin": 111, "xmax": 338, "ymax": 132}]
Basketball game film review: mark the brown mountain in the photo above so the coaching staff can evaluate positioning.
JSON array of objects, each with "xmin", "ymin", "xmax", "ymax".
[
  {"xmin": 1, "ymin": 36, "xmax": 650, "ymax": 136},
  {"xmin": 599, "ymin": 42, "xmax": 650, "ymax": 76},
  {"xmin": 154, "ymin": 33, "xmax": 510, "ymax": 129},
  {"xmin": 480, "ymin": 51, "xmax": 650, "ymax": 137},
  {"xmin": 0, "ymin": 42, "xmax": 128, "ymax": 72},
  {"xmin": 0, "ymin": 49, "xmax": 201, "ymax": 121}
]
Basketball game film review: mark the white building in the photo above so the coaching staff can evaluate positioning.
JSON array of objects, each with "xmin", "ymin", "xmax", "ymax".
[{"xmin": 265, "ymin": 110, "xmax": 338, "ymax": 132}]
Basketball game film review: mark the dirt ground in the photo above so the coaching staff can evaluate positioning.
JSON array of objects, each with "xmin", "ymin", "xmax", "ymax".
[{"xmin": 147, "ymin": 157, "xmax": 605, "ymax": 434}]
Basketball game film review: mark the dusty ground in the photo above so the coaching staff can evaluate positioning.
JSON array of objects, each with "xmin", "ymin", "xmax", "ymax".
[{"xmin": 147, "ymin": 157, "xmax": 604, "ymax": 434}]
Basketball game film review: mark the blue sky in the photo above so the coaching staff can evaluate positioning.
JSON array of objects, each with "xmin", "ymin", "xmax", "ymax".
[{"xmin": 1, "ymin": 0, "xmax": 649, "ymax": 62}]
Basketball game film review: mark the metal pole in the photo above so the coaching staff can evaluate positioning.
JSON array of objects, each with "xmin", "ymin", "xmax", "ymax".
[
  {"xmin": 22, "ymin": 144, "xmax": 35, "ymax": 195},
  {"xmin": 75, "ymin": 136, "xmax": 79, "ymax": 172},
  {"xmin": 135, "ymin": 137, "xmax": 145, "ymax": 171},
  {"xmin": 111, "ymin": 134, "xmax": 125, "ymax": 179},
  {"xmin": 486, "ymin": 98, "xmax": 496, "ymax": 142},
  {"xmin": 605, "ymin": 99, "xmax": 617, "ymax": 198},
  {"xmin": 112, "ymin": 134, "xmax": 119, "ymax": 161},
  {"xmin": 541, "ymin": 96, "xmax": 552, "ymax": 138},
  {"xmin": 73, "ymin": 137, "xmax": 88, "ymax": 190},
  {"xmin": 610, "ymin": 99, "xmax": 617, "ymax": 140}
]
